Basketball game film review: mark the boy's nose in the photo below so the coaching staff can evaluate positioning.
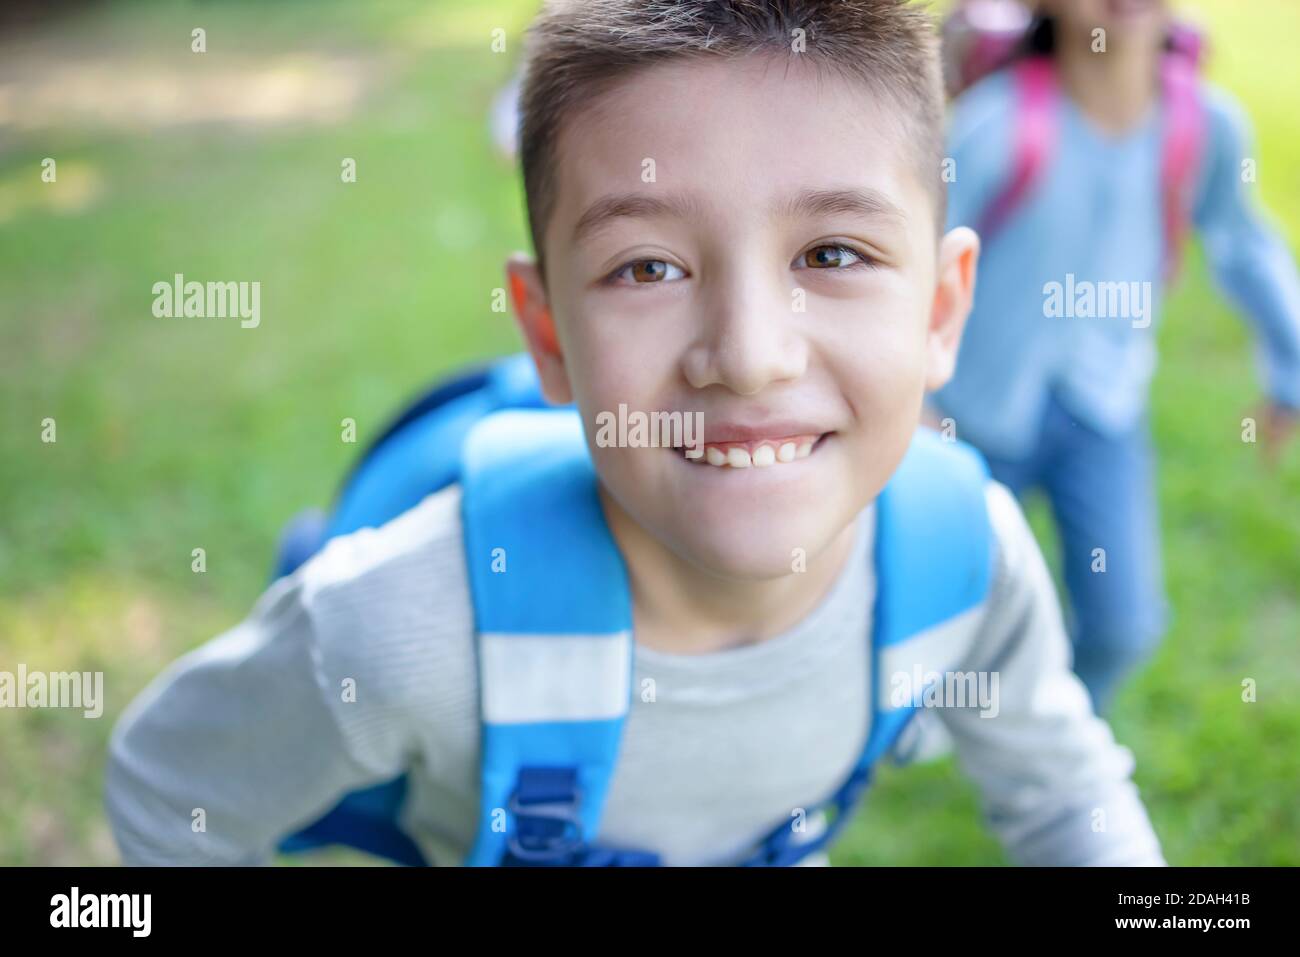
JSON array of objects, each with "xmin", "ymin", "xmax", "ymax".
[{"xmin": 681, "ymin": 284, "xmax": 808, "ymax": 396}]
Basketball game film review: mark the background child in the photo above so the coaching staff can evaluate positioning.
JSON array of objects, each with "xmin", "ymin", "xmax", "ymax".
[{"xmin": 933, "ymin": 0, "xmax": 1300, "ymax": 714}]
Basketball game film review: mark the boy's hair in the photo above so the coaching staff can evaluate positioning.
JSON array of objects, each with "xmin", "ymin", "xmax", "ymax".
[{"xmin": 517, "ymin": 0, "xmax": 948, "ymax": 282}]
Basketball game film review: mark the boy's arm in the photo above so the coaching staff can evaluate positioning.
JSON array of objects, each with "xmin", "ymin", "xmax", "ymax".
[
  {"xmin": 937, "ymin": 483, "xmax": 1166, "ymax": 866},
  {"xmin": 104, "ymin": 568, "xmax": 411, "ymax": 865},
  {"xmin": 1193, "ymin": 87, "xmax": 1300, "ymax": 416},
  {"xmin": 101, "ymin": 512, "xmax": 449, "ymax": 863}
]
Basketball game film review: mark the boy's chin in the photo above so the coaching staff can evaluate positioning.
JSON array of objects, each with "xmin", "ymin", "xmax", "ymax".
[{"xmin": 666, "ymin": 517, "xmax": 851, "ymax": 583}]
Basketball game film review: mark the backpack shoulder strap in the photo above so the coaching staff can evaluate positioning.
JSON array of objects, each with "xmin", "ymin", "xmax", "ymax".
[
  {"xmin": 741, "ymin": 429, "xmax": 994, "ymax": 866},
  {"xmin": 865, "ymin": 429, "xmax": 993, "ymax": 763},
  {"xmin": 976, "ymin": 56, "xmax": 1059, "ymax": 243},
  {"xmin": 1159, "ymin": 50, "xmax": 1208, "ymax": 281},
  {"xmin": 275, "ymin": 356, "xmax": 550, "ymax": 865},
  {"xmin": 459, "ymin": 408, "xmax": 639, "ymax": 866}
]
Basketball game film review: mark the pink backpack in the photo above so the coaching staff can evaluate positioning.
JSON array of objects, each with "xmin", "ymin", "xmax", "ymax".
[{"xmin": 942, "ymin": 0, "xmax": 1208, "ymax": 280}]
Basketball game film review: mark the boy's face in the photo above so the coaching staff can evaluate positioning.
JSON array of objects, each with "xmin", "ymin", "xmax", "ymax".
[{"xmin": 509, "ymin": 54, "xmax": 976, "ymax": 580}]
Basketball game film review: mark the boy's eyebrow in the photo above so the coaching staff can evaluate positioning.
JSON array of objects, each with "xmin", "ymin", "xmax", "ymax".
[
  {"xmin": 572, "ymin": 186, "xmax": 905, "ymax": 244},
  {"xmin": 777, "ymin": 187, "xmax": 907, "ymax": 226},
  {"xmin": 571, "ymin": 191, "xmax": 705, "ymax": 245}
]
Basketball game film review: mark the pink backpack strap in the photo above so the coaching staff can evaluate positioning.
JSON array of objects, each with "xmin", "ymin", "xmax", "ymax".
[
  {"xmin": 1159, "ymin": 52, "xmax": 1207, "ymax": 281},
  {"xmin": 975, "ymin": 56, "xmax": 1058, "ymax": 244}
]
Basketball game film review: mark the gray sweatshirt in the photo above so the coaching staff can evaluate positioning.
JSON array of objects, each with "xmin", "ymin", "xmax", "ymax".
[{"xmin": 104, "ymin": 480, "xmax": 1165, "ymax": 866}]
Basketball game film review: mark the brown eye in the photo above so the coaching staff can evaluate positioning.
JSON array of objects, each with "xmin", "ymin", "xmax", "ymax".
[
  {"xmin": 802, "ymin": 244, "xmax": 864, "ymax": 269},
  {"xmin": 610, "ymin": 259, "xmax": 685, "ymax": 284},
  {"xmin": 631, "ymin": 260, "xmax": 669, "ymax": 282}
]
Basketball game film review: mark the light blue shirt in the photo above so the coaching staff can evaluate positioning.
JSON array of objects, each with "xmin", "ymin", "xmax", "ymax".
[{"xmin": 936, "ymin": 68, "xmax": 1300, "ymax": 460}]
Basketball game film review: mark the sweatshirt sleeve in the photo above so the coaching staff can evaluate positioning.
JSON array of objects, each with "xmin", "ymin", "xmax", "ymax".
[
  {"xmin": 1193, "ymin": 85, "xmax": 1300, "ymax": 409},
  {"xmin": 938, "ymin": 482, "xmax": 1166, "ymax": 866},
  {"xmin": 104, "ymin": 486, "xmax": 471, "ymax": 866},
  {"xmin": 104, "ymin": 577, "xmax": 390, "ymax": 864}
]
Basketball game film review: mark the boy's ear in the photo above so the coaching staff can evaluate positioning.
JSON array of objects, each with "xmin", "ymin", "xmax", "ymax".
[
  {"xmin": 925, "ymin": 226, "xmax": 980, "ymax": 393},
  {"xmin": 505, "ymin": 252, "xmax": 573, "ymax": 405}
]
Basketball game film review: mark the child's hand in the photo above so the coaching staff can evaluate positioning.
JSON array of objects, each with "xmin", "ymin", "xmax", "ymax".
[{"xmin": 1255, "ymin": 400, "xmax": 1299, "ymax": 468}]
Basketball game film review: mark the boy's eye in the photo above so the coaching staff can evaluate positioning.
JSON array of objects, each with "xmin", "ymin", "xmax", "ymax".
[
  {"xmin": 610, "ymin": 259, "xmax": 686, "ymax": 284},
  {"xmin": 797, "ymin": 244, "xmax": 871, "ymax": 270}
]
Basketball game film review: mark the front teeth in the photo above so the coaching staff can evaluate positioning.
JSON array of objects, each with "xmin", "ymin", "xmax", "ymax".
[{"xmin": 688, "ymin": 436, "xmax": 820, "ymax": 468}]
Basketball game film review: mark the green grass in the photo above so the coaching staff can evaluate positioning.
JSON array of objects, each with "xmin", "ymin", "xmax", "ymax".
[{"xmin": 0, "ymin": 0, "xmax": 1297, "ymax": 866}]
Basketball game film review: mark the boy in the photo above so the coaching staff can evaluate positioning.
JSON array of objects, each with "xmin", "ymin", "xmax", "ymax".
[
  {"xmin": 106, "ymin": 0, "xmax": 1164, "ymax": 866},
  {"xmin": 933, "ymin": 0, "xmax": 1300, "ymax": 713}
]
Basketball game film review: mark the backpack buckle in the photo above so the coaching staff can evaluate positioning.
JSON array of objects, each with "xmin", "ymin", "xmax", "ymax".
[{"xmin": 505, "ymin": 767, "xmax": 586, "ymax": 863}]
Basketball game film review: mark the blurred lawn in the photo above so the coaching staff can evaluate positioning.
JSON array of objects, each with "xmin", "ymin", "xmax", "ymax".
[{"xmin": 0, "ymin": 0, "xmax": 1296, "ymax": 866}]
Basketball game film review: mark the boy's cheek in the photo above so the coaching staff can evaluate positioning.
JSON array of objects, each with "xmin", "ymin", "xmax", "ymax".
[
  {"xmin": 835, "ymin": 311, "xmax": 929, "ymax": 391},
  {"xmin": 568, "ymin": 345, "xmax": 669, "ymax": 418},
  {"xmin": 568, "ymin": 324, "xmax": 690, "ymax": 414},
  {"xmin": 833, "ymin": 338, "xmax": 929, "ymax": 453}
]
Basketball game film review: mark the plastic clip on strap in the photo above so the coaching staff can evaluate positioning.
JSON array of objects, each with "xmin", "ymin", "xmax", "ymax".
[
  {"xmin": 502, "ymin": 767, "xmax": 662, "ymax": 867},
  {"xmin": 505, "ymin": 767, "xmax": 586, "ymax": 864},
  {"xmin": 505, "ymin": 759, "xmax": 869, "ymax": 867}
]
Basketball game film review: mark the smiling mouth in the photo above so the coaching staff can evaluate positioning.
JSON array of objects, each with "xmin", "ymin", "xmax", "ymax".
[{"xmin": 676, "ymin": 432, "xmax": 830, "ymax": 469}]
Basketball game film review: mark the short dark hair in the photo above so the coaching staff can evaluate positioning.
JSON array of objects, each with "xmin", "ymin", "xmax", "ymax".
[{"xmin": 516, "ymin": 0, "xmax": 947, "ymax": 279}]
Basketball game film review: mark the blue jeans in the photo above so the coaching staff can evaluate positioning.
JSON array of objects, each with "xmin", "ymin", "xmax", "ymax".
[{"xmin": 979, "ymin": 394, "xmax": 1169, "ymax": 714}]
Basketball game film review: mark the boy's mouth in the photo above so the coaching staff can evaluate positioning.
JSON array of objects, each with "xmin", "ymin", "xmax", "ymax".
[{"xmin": 678, "ymin": 432, "xmax": 829, "ymax": 469}]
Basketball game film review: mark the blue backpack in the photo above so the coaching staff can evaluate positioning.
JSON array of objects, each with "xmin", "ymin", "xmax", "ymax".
[{"xmin": 272, "ymin": 352, "xmax": 993, "ymax": 866}]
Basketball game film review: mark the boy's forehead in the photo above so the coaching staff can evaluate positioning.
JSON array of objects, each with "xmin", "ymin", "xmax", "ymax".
[{"xmin": 549, "ymin": 54, "xmax": 926, "ymax": 243}]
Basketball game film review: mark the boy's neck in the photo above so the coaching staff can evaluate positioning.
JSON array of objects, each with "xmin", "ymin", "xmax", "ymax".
[
  {"xmin": 598, "ymin": 485, "xmax": 863, "ymax": 655},
  {"xmin": 1054, "ymin": 29, "xmax": 1163, "ymax": 136}
]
